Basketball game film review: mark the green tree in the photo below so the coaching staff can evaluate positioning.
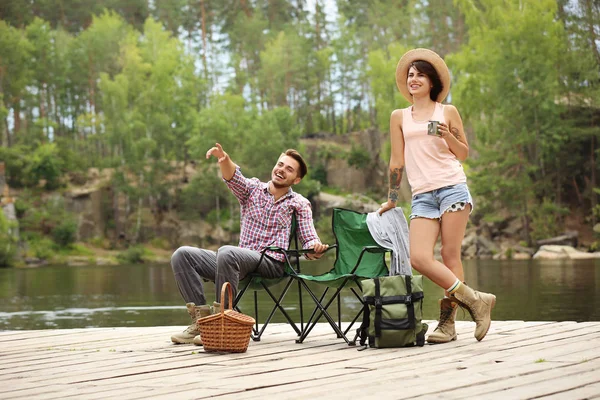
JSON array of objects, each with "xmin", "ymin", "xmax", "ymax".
[
  {"xmin": 0, "ymin": 21, "xmax": 32, "ymax": 147},
  {"xmin": 25, "ymin": 143, "xmax": 65, "ymax": 190},
  {"xmin": 451, "ymin": 0, "xmax": 565, "ymax": 242}
]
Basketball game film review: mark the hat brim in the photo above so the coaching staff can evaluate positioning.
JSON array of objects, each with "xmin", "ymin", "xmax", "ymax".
[{"xmin": 395, "ymin": 48, "xmax": 450, "ymax": 103}]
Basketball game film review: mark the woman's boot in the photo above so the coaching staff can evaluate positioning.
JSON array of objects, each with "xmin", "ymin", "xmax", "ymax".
[
  {"xmin": 451, "ymin": 283, "xmax": 496, "ymax": 341},
  {"xmin": 426, "ymin": 297, "xmax": 458, "ymax": 344}
]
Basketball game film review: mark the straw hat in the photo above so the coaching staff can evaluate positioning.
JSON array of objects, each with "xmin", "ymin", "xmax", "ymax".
[{"xmin": 395, "ymin": 48, "xmax": 450, "ymax": 103}]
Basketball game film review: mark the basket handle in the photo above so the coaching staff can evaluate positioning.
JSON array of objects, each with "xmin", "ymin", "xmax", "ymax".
[{"xmin": 219, "ymin": 282, "xmax": 233, "ymax": 314}]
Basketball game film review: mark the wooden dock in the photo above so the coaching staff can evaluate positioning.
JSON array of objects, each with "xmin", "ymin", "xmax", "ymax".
[{"xmin": 0, "ymin": 321, "xmax": 599, "ymax": 399}]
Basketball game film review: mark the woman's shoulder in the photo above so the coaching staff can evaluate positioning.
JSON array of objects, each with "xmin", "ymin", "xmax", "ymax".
[
  {"xmin": 441, "ymin": 103, "xmax": 460, "ymax": 115},
  {"xmin": 391, "ymin": 108, "xmax": 407, "ymax": 120}
]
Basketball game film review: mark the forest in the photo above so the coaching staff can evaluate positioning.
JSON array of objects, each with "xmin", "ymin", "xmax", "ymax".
[{"xmin": 0, "ymin": 0, "xmax": 599, "ymax": 265}]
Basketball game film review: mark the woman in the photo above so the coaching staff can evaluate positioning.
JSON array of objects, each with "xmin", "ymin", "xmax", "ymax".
[{"xmin": 379, "ymin": 48, "xmax": 496, "ymax": 343}]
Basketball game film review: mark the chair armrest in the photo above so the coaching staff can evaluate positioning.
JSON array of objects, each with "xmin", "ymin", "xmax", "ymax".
[
  {"xmin": 349, "ymin": 245, "xmax": 392, "ymax": 274},
  {"xmin": 277, "ymin": 244, "xmax": 337, "ymax": 258},
  {"xmin": 362, "ymin": 245, "xmax": 392, "ymax": 254}
]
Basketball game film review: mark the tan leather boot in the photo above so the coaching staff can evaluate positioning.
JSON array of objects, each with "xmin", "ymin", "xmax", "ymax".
[
  {"xmin": 170, "ymin": 303, "xmax": 210, "ymax": 344},
  {"xmin": 426, "ymin": 298, "xmax": 458, "ymax": 344},
  {"xmin": 192, "ymin": 335, "xmax": 203, "ymax": 346},
  {"xmin": 193, "ymin": 302, "xmax": 220, "ymax": 346},
  {"xmin": 451, "ymin": 283, "xmax": 496, "ymax": 341}
]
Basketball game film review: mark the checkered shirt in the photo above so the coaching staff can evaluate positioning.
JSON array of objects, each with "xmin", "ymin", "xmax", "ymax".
[{"xmin": 225, "ymin": 168, "xmax": 321, "ymax": 262}]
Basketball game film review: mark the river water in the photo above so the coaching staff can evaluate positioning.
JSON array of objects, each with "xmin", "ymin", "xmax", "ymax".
[{"xmin": 0, "ymin": 257, "xmax": 598, "ymax": 330}]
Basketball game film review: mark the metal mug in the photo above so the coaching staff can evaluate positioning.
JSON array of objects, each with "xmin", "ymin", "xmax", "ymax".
[{"xmin": 427, "ymin": 120, "xmax": 440, "ymax": 136}]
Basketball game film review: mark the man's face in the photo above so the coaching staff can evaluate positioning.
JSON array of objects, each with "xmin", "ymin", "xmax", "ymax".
[{"xmin": 271, "ymin": 155, "xmax": 301, "ymax": 188}]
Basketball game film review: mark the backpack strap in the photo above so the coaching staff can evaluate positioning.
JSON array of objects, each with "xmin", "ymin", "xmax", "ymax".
[
  {"xmin": 356, "ymin": 298, "xmax": 371, "ymax": 349},
  {"xmin": 406, "ymin": 276, "xmax": 415, "ymax": 329},
  {"xmin": 374, "ymin": 277, "xmax": 383, "ymax": 338},
  {"xmin": 416, "ymin": 323, "xmax": 428, "ymax": 347}
]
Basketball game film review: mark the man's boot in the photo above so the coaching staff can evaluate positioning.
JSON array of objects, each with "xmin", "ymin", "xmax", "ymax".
[
  {"xmin": 171, "ymin": 303, "xmax": 211, "ymax": 344},
  {"xmin": 192, "ymin": 301, "xmax": 220, "ymax": 346},
  {"xmin": 426, "ymin": 297, "xmax": 458, "ymax": 344},
  {"xmin": 451, "ymin": 283, "xmax": 496, "ymax": 341}
]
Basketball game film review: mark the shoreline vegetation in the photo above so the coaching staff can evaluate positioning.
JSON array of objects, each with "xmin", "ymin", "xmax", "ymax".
[{"xmin": 15, "ymin": 242, "xmax": 600, "ymax": 269}]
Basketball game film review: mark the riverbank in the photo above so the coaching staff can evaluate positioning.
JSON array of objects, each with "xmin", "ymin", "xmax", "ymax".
[
  {"xmin": 13, "ymin": 241, "xmax": 600, "ymax": 271},
  {"xmin": 16, "ymin": 243, "xmax": 173, "ymax": 268}
]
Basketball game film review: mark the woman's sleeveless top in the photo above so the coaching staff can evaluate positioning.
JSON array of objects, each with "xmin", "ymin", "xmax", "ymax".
[{"xmin": 402, "ymin": 102, "xmax": 467, "ymax": 195}]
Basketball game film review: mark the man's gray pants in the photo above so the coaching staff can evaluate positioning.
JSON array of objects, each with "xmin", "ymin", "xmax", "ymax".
[{"xmin": 171, "ymin": 245, "xmax": 284, "ymax": 305}]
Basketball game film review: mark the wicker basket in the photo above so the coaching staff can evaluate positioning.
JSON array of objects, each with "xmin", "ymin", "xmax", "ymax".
[{"xmin": 196, "ymin": 282, "xmax": 256, "ymax": 353}]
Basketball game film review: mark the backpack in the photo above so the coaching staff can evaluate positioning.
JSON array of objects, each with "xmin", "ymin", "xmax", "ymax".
[{"xmin": 355, "ymin": 275, "xmax": 428, "ymax": 349}]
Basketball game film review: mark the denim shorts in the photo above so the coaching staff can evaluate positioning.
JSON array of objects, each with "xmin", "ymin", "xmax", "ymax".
[{"xmin": 410, "ymin": 183, "xmax": 474, "ymax": 220}]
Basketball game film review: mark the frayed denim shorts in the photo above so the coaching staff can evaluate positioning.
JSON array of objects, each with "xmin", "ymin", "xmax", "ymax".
[{"xmin": 410, "ymin": 183, "xmax": 474, "ymax": 220}]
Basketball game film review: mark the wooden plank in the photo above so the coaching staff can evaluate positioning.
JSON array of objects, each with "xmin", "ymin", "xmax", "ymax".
[
  {"xmin": 125, "ymin": 328, "xmax": 596, "ymax": 400},
  {"xmin": 540, "ymin": 381, "xmax": 600, "ymax": 400},
  {"xmin": 229, "ymin": 323, "xmax": 600, "ymax": 399},
  {"xmin": 0, "ymin": 322, "xmax": 598, "ymax": 400}
]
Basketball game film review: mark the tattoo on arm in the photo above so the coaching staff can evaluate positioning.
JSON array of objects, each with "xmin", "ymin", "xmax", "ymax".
[
  {"xmin": 451, "ymin": 127, "xmax": 461, "ymax": 140},
  {"xmin": 388, "ymin": 167, "xmax": 403, "ymax": 203}
]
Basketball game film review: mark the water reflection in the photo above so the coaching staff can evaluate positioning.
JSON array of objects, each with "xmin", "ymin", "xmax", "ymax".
[{"xmin": 0, "ymin": 256, "xmax": 598, "ymax": 330}]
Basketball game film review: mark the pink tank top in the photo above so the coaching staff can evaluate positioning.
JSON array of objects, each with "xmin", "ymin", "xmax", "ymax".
[{"xmin": 402, "ymin": 103, "xmax": 466, "ymax": 195}]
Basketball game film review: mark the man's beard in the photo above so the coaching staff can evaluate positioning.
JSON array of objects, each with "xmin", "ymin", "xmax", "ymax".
[{"xmin": 271, "ymin": 180, "xmax": 292, "ymax": 189}]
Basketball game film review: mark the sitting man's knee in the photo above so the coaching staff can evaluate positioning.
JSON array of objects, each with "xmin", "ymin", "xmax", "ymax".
[
  {"xmin": 171, "ymin": 246, "xmax": 193, "ymax": 272},
  {"xmin": 217, "ymin": 245, "xmax": 236, "ymax": 259},
  {"xmin": 216, "ymin": 245, "xmax": 240, "ymax": 272}
]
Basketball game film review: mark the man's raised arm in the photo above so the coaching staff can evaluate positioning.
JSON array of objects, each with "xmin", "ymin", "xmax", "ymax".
[{"xmin": 206, "ymin": 143, "xmax": 236, "ymax": 181}]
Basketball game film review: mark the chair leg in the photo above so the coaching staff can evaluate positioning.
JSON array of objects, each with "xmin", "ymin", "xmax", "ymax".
[
  {"xmin": 298, "ymin": 279, "xmax": 304, "ymax": 335},
  {"xmin": 252, "ymin": 291, "xmax": 260, "ymax": 341},
  {"xmin": 299, "ymin": 287, "xmax": 330, "ymax": 340},
  {"xmin": 236, "ymin": 278, "xmax": 300, "ymax": 342},
  {"xmin": 250, "ymin": 279, "xmax": 300, "ymax": 341},
  {"xmin": 337, "ymin": 294, "xmax": 342, "ymax": 338},
  {"xmin": 342, "ymin": 287, "xmax": 365, "ymax": 338},
  {"xmin": 296, "ymin": 280, "xmax": 351, "ymax": 344},
  {"xmin": 233, "ymin": 278, "xmax": 261, "ymax": 340}
]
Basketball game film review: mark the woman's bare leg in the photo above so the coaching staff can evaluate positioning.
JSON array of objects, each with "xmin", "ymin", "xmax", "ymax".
[
  {"xmin": 440, "ymin": 206, "xmax": 471, "ymax": 291},
  {"xmin": 409, "ymin": 217, "xmax": 457, "ymax": 289}
]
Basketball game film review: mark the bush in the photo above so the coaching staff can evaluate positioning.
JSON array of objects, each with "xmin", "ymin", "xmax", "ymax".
[
  {"xmin": 346, "ymin": 145, "xmax": 371, "ymax": 169},
  {"xmin": 56, "ymin": 243, "xmax": 94, "ymax": 257},
  {"xmin": 52, "ymin": 219, "xmax": 78, "ymax": 248},
  {"xmin": 0, "ymin": 212, "xmax": 17, "ymax": 266},
  {"xmin": 529, "ymin": 198, "xmax": 569, "ymax": 241},
  {"xmin": 29, "ymin": 237, "xmax": 55, "ymax": 260},
  {"xmin": 118, "ymin": 245, "xmax": 149, "ymax": 264},
  {"xmin": 13, "ymin": 196, "xmax": 31, "ymax": 219},
  {"xmin": 311, "ymin": 164, "xmax": 328, "ymax": 186}
]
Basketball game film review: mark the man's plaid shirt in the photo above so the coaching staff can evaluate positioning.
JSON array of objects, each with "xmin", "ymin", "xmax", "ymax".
[{"xmin": 225, "ymin": 168, "xmax": 321, "ymax": 262}]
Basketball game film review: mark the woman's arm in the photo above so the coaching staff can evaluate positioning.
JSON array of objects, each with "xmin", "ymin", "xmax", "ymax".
[
  {"xmin": 379, "ymin": 109, "xmax": 406, "ymax": 214},
  {"xmin": 439, "ymin": 105, "xmax": 469, "ymax": 161}
]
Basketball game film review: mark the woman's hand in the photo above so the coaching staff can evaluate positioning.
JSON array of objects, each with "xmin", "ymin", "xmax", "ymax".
[
  {"xmin": 437, "ymin": 122, "xmax": 451, "ymax": 139},
  {"xmin": 378, "ymin": 200, "xmax": 396, "ymax": 215}
]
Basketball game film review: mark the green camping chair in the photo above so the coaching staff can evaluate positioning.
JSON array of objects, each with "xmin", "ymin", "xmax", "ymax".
[
  {"xmin": 233, "ymin": 214, "xmax": 308, "ymax": 341},
  {"xmin": 293, "ymin": 208, "xmax": 391, "ymax": 345}
]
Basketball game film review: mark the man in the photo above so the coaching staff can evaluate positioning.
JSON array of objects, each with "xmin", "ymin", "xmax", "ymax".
[{"xmin": 170, "ymin": 143, "xmax": 328, "ymax": 345}]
